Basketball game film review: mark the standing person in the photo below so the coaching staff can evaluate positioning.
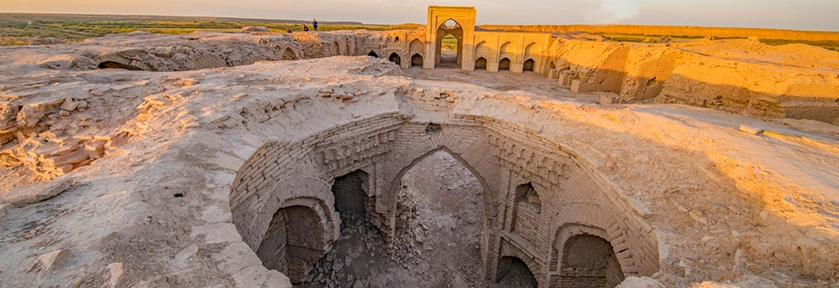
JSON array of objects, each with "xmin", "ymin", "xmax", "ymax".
[
  {"xmin": 303, "ymin": 25, "xmax": 309, "ymax": 32},
  {"xmin": 312, "ymin": 19, "xmax": 318, "ymax": 31}
]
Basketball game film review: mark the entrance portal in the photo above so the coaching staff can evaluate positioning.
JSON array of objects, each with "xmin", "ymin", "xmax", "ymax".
[
  {"xmin": 435, "ymin": 19, "xmax": 463, "ymax": 68},
  {"xmin": 367, "ymin": 51, "xmax": 379, "ymax": 58}
]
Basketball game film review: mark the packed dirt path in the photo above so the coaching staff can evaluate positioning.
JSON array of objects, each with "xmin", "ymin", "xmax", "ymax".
[{"xmin": 403, "ymin": 67, "xmax": 573, "ymax": 100}]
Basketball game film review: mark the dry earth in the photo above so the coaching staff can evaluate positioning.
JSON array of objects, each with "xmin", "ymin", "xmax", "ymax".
[{"xmin": 0, "ymin": 32, "xmax": 837, "ymax": 288}]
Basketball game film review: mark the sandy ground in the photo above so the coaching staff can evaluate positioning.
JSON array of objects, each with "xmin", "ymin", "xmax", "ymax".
[
  {"xmin": 404, "ymin": 67, "xmax": 572, "ymax": 99},
  {"xmin": 0, "ymin": 33, "xmax": 837, "ymax": 288},
  {"xmin": 405, "ymin": 50, "xmax": 574, "ymax": 99}
]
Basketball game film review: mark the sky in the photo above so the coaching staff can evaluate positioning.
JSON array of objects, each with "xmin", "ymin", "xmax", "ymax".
[{"xmin": 2, "ymin": 0, "xmax": 838, "ymax": 31}]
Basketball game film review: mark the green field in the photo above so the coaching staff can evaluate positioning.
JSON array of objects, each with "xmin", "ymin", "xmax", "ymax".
[
  {"xmin": 0, "ymin": 13, "xmax": 420, "ymax": 46},
  {"xmin": 441, "ymin": 35, "xmax": 458, "ymax": 50}
]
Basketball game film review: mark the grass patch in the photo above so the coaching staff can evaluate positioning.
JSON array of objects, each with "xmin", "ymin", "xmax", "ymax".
[{"xmin": 441, "ymin": 35, "xmax": 458, "ymax": 50}]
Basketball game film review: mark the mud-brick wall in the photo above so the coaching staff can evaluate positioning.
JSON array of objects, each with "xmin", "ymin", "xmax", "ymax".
[
  {"xmin": 332, "ymin": 171, "xmax": 368, "ymax": 215},
  {"xmin": 513, "ymin": 200, "xmax": 541, "ymax": 245},
  {"xmin": 558, "ymin": 272, "xmax": 608, "ymax": 288},
  {"xmin": 255, "ymin": 210, "xmax": 289, "ymax": 274}
]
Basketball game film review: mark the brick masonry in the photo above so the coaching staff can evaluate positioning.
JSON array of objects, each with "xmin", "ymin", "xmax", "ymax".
[{"xmin": 229, "ymin": 106, "xmax": 660, "ymax": 287}]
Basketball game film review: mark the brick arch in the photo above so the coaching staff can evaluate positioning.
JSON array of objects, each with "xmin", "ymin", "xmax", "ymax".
[
  {"xmin": 382, "ymin": 125, "xmax": 502, "ymax": 223},
  {"xmin": 475, "ymin": 41, "xmax": 490, "ymax": 61},
  {"xmin": 553, "ymin": 224, "xmax": 626, "ymax": 287},
  {"xmin": 409, "ymin": 38, "xmax": 424, "ymax": 56},
  {"xmin": 233, "ymin": 170, "xmax": 340, "ymax": 254},
  {"xmin": 255, "ymin": 199, "xmax": 328, "ymax": 282},
  {"xmin": 525, "ymin": 42, "xmax": 541, "ymax": 55},
  {"xmin": 332, "ymin": 41, "xmax": 341, "ymax": 56},
  {"xmin": 500, "ymin": 41, "xmax": 516, "ymax": 55},
  {"xmin": 280, "ymin": 46, "xmax": 300, "ymax": 60},
  {"xmin": 498, "ymin": 241, "xmax": 542, "ymax": 285},
  {"xmin": 388, "ymin": 52, "xmax": 401, "ymax": 65},
  {"xmin": 550, "ymin": 202, "xmax": 658, "ymax": 277},
  {"xmin": 95, "ymin": 50, "xmax": 160, "ymax": 71},
  {"xmin": 387, "ymin": 146, "xmax": 490, "ymax": 200}
]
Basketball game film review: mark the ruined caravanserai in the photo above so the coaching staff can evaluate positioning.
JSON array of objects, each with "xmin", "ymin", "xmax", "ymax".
[{"xmin": 1, "ymin": 6, "xmax": 838, "ymax": 288}]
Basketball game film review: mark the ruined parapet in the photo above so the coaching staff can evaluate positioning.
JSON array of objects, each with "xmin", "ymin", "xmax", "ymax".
[{"xmin": 549, "ymin": 38, "xmax": 839, "ymax": 123}]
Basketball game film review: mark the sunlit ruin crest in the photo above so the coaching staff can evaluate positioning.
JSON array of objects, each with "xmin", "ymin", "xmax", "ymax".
[{"xmin": 1, "ymin": 5, "xmax": 838, "ymax": 288}]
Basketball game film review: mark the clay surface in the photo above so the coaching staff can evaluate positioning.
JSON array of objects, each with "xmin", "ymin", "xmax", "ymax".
[{"xmin": 1, "ymin": 7, "xmax": 838, "ymax": 288}]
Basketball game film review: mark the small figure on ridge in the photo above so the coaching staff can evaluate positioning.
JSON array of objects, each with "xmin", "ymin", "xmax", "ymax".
[{"xmin": 313, "ymin": 19, "xmax": 318, "ymax": 31}]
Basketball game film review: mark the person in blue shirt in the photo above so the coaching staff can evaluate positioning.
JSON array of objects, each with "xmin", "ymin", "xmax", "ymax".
[{"xmin": 313, "ymin": 19, "xmax": 318, "ymax": 31}]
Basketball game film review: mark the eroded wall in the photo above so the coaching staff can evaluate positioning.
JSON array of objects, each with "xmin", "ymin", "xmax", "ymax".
[
  {"xmin": 229, "ymin": 86, "xmax": 661, "ymax": 287},
  {"xmin": 546, "ymin": 38, "xmax": 839, "ymax": 123}
]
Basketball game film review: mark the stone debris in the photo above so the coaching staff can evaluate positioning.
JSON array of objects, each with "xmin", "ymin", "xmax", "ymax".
[
  {"xmin": 107, "ymin": 262, "xmax": 124, "ymax": 288},
  {"xmin": 739, "ymin": 124, "xmax": 764, "ymax": 135},
  {"xmin": 617, "ymin": 276, "xmax": 665, "ymax": 288},
  {"xmin": 0, "ymin": 177, "xmax": 74, "ymax": 206},
  {"xmin": 0, "ymin": 204, "xmax": 9, "ymax": 218},
  {"xmin": 27, "ymin": 249, "xmax": 74, "ymax": 273},
  {"xmin": 0, "ymin": 11, "xmax": 838, "ymax": 288}
]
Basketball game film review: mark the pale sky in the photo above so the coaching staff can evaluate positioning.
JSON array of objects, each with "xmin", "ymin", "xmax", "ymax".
[{"xmin": 2, "ymin": 0, "xmax": 838, "ymax": 31}]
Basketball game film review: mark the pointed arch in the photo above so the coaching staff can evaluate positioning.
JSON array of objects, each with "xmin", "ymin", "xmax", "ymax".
[
  {"xmin": 475, "ymin": 57, "xmax": 488, "ymax": 70},
  {"xmin": 512, "ymin": 183, "xmax": 541, "ymax": 244},
  {"xmin": 561, "ymin": 234, "xmax": 626, "ymax": 287},
  {"xmin": 281, "ymin": 47, "xmax": 297, "ymax": 60},
  {"xmin": 496, "ymin": 256, "xmax": 538, "ymax": 287},
  {"xmin": 523, "ymin": 59, "xmax": 535, "ymax": 72},
  {"xmin": 389, "ymin": 52, "xmax": 401, "ymax": 65},
  {"xmin": 500, "ymin": 42, "xmax": 516, "ymax": 55},
  {"xmin": 436, "ymin": 18, "xmax": 463, "ymax": 66},
  {"xmin": 440, "ymin": 18, "xmax": 460, "ymax": 29},
  {"xmin": 524, "ymin": 42, "xmax": 541, "ymax": 72},
  {"xmin": 411, "ymin": 53, "xmax": 423, "ymax": 67},
  {"xmin": 368, "ymin": 51, "xmax": 379, "ymax": 58},
  {"xmin": 332, "ymin": 41, "xmax": 341, "ymax": 56},
  {"xmin": 499, "ymin": 57, "xmax": 511, "ymax": 71},
  {"xmin": 524, "ymin": 42, "xmax": 541, "ymax": 56},
  {"xmin": 409, "ymin": 39, "xmax": 424, "ymax": 56},
  {"xmin": 475, "ymin": 41, "xmax": 490, "ymax": 58}
]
